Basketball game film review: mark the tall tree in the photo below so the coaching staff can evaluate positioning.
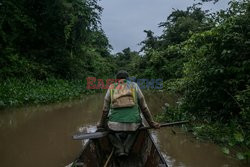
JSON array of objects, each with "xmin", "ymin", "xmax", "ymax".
[{"xmin": 0, "ymin": 0, "xmax": 113, "ymax": 80}]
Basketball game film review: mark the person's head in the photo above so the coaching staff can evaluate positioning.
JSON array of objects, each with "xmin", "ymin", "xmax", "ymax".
[{"xmin": 116, "ymin": 70, "xmax": 129, "ymax": 80}]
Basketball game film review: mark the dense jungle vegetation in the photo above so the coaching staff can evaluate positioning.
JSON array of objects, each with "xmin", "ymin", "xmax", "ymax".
[
  {"xmin": 0, "ymin": 0, "xmax": 249, "ymax": 161},
  {"xmin": 109, "ymin": 0, "xmax": 250, "ymax": 160},
  {"xmin": 0, "ymin": 0, "xmax": 115, "ymax": 107}
]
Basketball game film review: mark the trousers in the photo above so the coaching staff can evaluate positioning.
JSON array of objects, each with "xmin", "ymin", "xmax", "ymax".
[{"xmin": 108, "ymin": 131, "xmax": 138, "ymax": 156}]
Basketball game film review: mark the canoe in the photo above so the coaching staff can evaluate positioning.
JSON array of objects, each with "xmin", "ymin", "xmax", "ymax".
[{"xmin": 71, "ymin": 129, "xmax": 168, "ymax": 167}]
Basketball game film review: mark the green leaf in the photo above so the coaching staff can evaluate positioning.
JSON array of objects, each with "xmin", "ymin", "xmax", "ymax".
[
  {"xmin": 222, "ymin": 147, "xmax": 230, "ymax": 155},
  {"xmin": 0, "ymin": 101, "xmax": 5, "ymax": 106},
  {"xmin": 236, "ymin": 153, "xmax": 245, "ymax": 160},
  {"xmin": 234, "ymin": 132, "xmax": 244, "ymax": 142}
]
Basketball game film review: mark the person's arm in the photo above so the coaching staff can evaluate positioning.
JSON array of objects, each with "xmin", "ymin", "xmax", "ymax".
[
  {"xmin": 136, "ymin": 84, "xmax": 160, "ymax": 129},
  {"xmin": 97, "ymin": 89, "xmax": 111, "ymax": 129}
]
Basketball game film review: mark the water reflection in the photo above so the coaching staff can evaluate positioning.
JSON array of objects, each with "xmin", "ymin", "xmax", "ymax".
[
  {"xmin": 0, "ymin": 92, "xmax": 246, "ymax": 167},
  {"xmin": 0, "ymin": 94, "xmax": 104, "ymax": 167},
  {"xmin": 155, "ymin": 128, "xmax": 244, "ymax": 167}
]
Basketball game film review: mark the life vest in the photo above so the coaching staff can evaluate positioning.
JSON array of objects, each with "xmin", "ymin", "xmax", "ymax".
[{"xmin": 108, "ymin": 80, "xmax": 141, "ymax": 123}]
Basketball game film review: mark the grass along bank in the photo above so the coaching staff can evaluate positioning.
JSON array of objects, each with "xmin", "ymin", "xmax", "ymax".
[
  {"xmin": 0, "ymin": 78, "xmax": 98, "ymax": 109},
  {"xmin": 156, "ymin": 103, "xmax": 250, "ymax": 163}
]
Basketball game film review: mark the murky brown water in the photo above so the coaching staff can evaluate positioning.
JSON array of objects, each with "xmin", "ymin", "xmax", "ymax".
[{"xmin": 0, "ymin": 93, "xmax": 246, "ymax": 167}]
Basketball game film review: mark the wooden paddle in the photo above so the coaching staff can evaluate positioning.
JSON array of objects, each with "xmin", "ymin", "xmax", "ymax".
[{"xmin": 72, "ymin": 120, "xmax": 189, "ymax": 140}]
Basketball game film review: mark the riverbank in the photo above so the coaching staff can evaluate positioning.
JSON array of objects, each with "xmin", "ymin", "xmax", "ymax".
[
  {"xmin": 1, "ymin": 78, "xmax": 248, "ymax": 164},
  {"xmin": 0, "ymin": 93, "xmax": 246, "ymax": 167},
  {"xmin": 0, "ymin": 78, "xmax": 98, "ymax": 109},
  {"xmin": 156, "ymin": 105, "xmax": 250, "ymax": 163}
]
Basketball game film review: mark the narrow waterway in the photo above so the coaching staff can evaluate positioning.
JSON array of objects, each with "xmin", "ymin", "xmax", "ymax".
[{"xmin": 0, "ymin": 93, "xmax": 245, "ymax": 167}]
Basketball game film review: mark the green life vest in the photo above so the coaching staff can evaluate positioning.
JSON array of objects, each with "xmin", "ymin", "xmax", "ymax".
[{"xmin": 109, "ymin": 80, "xmax": 141, "ymax": 123}]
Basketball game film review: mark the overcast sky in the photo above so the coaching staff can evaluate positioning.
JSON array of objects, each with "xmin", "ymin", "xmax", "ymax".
[{"xmin": 98, "ymin": 0, "xmax": 230, "ymax": 53}]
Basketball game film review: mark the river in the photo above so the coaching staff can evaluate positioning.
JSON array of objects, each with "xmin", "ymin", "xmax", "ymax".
[{"xmin": 0, "ymin": 93, "xmax": 246, "ymax": 167}]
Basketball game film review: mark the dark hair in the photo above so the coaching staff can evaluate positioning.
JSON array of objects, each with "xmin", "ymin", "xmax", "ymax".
[{"xmin": 116, "ymin": 70, "xmax": 129, "ymax": 79}]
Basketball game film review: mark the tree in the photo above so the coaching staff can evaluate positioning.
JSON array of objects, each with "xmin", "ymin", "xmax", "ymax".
[{"xmin": 0, "ymin": 0, "xmax": 113, "ymax": 80}]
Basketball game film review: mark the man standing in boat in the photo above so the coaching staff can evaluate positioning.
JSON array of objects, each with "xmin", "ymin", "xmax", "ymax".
[{"xmin": 97, "ymin": 70, "xmax": 160, "ymax": 156}]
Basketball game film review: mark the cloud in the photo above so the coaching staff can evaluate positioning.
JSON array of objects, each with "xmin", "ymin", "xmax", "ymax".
[{"xmin": 98, "ymin": 0, "xmax": 230, "ymax": 53}]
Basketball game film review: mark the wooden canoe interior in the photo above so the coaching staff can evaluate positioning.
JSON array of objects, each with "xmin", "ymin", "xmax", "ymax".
[{"xmin": 72, "ymin": 130, "xmax": 167, "ymax": 167}]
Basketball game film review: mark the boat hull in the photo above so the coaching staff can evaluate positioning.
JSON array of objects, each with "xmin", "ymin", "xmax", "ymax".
[{"xmin": 72, "ymin": 130, "xmax": 167, "ymax": 167}]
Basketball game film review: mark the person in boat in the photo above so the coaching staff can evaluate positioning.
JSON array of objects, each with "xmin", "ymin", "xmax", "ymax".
[{"xmin": 97, "ymin": 70, "xmax": 160, "ymax": 157}]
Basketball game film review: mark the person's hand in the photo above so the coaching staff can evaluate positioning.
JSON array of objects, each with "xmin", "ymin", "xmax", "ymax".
[
  {"xmin": 97, "ymin": 122, "xmax": 106, "ymax": 131},
  {"xmin": 151, "ymin": 121, "xmax": 160, "ymax": 129}
]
